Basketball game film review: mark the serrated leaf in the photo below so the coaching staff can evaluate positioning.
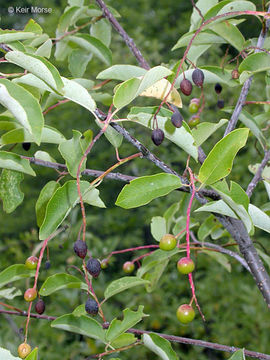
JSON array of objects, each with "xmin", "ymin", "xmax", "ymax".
[
  {"xmin": 25, "ymin": 348, "xmax": 38, "ymax": 360},
  {"xmin": 0, "ymin": 151, "xmax": 35, "ymax": 176},
  {"xmin": 202, "ymin": 250, "xmax": 231, "ymax": 272},
  {"xmin": 104, "ymin": 277, "xmax": 149, "ymax": 300},
  {"xmin": 192, "ymin": 119, "xmax": 228, "ymax": 146},
  {"xmin": 0, "ymin": 169, "xmax": 24, "ymax": 213},
  {"xmin": 35, "ymin": 181, "xmax": 60, "ymax": 228},
  {"xmin": 143, "ymin": 333, "xmax": 179, "ymax": 360},
  {"xmin": 39, "ymin": 273, "xmax": 88, "ymax": 296},
  {"xmin": 6, "ymin": 51, "xmax": 64, "ymax": 94},
  {"xmin": 115, "ymin": 173, "xmax": 182, "ymax": 209},
  {"xmin": 97, "ymin": 64, "xmax": 147, "ymax": 81},
  {"xmin": 0, "ymin": 287, "xmax": 21, "ymax": 300},
  {"xmin": 0, "ymin": 347, "xmax": 21, "ymax": 360},
  {"xmin": 39, "ymin": 180, "xmax": 105, "ymax": 240},
  {"xmin": 248, "ymin": 204, "xmax": 270, "ymax": 233},
  {"xmin": 198, "ymin": 129, "xmax": 249, "ymax": 185},
  {"xmin": 150, "ymin": 216, "xmax": 167, "ymax": 241},
  {"xmin": 51, "ymin": 314, "xmax": 106, "ymax": 342},
  {"xmin": 0, "ymin": 264, "xmax": 35, "ymax": 289},
  {"xmin": 106, "ymin": 306, "xmax": 147, "ymax": 342},
  {"xmin": 0, "ymin": 79, "xmax": 44, "ymax": 144}
]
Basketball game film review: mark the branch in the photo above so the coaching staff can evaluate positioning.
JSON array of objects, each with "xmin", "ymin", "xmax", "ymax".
[
  {"xmin": 95, "ymin": 0, "xmax": 150, "ymax": 70},
  {"xmin": 246, "ymin": 149, "xmax": 270, "ymax": 198},
  {"xmin": 224, "ymin": 6, "xmax": 270, "ymax": 136},
  {"xmin": 1, "ymin": 310, "xmax": 270, "ymax": 360}
]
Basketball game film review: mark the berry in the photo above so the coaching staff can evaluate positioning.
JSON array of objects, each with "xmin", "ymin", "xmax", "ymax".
[
  {"xmin": 123, "ymin": 261, "xmax": 135, "ymax": 274},
  {"xmin": 231, "ymin": 69, "xmax": 239, "ymax": 79},
  {"xmin": 177, "ymin": 257, "xmax": 195, "ymax": 274},
  {"xmin": 151, "ymin": 128, "xmax": 164, "ymax": 146},
  {"xmin": 100, "ymin": 259, "xmax": 108, "ymax": 269},
  {"xmin": 192, "ymin": 68, "xmax": 204, "ymax": 87},
  {"xmin": 159, "ymin": 234, "xmax": 177, "ymax": 251},
  {"xmin": 73, "ymin": 239, "xmax": 88, "ymax": 259},
  {"xmin": 180, "ymin": 79, "xmax": 193, "ymax": 96},
  {"xmin": 214, "ymin": 83, "xmax": 222, "ymax": 94},
  {"xmin": 35, "ymin": 299, "xmax": 45, "ymax": 315},
  {"xmin": 85, "ymin": 298, "xmax": 99, "ymax": 316},
  {"xmin": 188, "ymin": 98, "xmax": 200, "ymax": 114},
  {"xmin": 217, "ymin": 99, "xmax": 224, "ymax": 109},
  {"xmin": 189, "ymin": 115, "xmax": 200, "ymax": 127},
  {"xmin": 18, "ymin": 343, "xmax": 31, "ymax": 359},
  {"xmin": 25, "ymin": 256, "xmax": 38, "ymax": 270},
  {"xmin": 86, "ymin": 258, "xmax": 101, "ymax": 278},
  {"xmin": 24, "ymin": 288, "xmax": 37, "ymax": 302},
  {"xmin": 45, "ymin": 260, "xmax": 51, "ymax": 270},
  {"xmin": 171, "ymin": 110, "xmax": 183, "ymax": 128},
  {"xmin": 176, "ymin": 304, "xmax": 195, "ymax": 324},
  {"xmin": 22, "ymin": 142, "xmax": 31, "ymax": 151}
]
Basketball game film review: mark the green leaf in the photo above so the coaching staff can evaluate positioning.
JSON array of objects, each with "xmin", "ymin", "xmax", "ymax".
[
  {"xmin": 104, "ymin": 277, "xmax": 150, "ymax": 300},
  {"xmin": 113, "ymin": 66, "xmax": 172, "ymax": 109},
  {"xmin": 195, "ymin": 199, "xmax": 237, "ymax": 218},
  {"xmin": 39, "ymin": 180, "xmax": 105, "ymax": 240},
  {"xmin": 210, "ymin": 21, "xmax": 245, "ymax": 51},
  {"xmin": 0, "ymin": 264, "xmax": 35, "ymax": 289},
  {"xmin": 0, "ymin": 79, "xmax": 44, "ymax": 144},
  {"xmin": 192, "ymin": 119, "xmax": 228, "ymax": 146},
  {"xmin": 69, "ymin": 34, "xmax": 112, "ymax": 66},
  {"xmin": 58, "ymin": 6, "xmax": 84, "ymax": 32},
  {"xmin": 35, "ymin": 39, "xmax": 52, "ymax": 58},
  {"xmin": 58, "ymin": 130, "xmax": 92, "ymax": 178},
  {"xmin": 106, "ymin": 306, "xmax": 147, "ymax": 342},
  {"xmin": 198, "ymin": 215, "xmax": 222, "ymax": 241},
  {"xmin": 143, "ymin": 333, "xmax": 179, "ymax": 360},
  {"xmin": 0, "ymin": 29, "xmax": 36, "ymax": 42},
  {"xmin": 150, "ymin": 216, "xmax": 167, "ymax": 241},
  {"xmin": 97, "ymin": 65, "xmax": 147, "ymax": 81},
  {"xmin": 72, "ymin": 304, "xmax": 86, "ymax": 317},
  {"xmin": 90, "ymin": 18, "xmax": 111, "ymax": 47},
  {"xmin": 115, "ymin": 173, "xmax": 182, "ymax": 209},
  {"xmin": 24, "ymin": 19, "xmax": 43, "ymax": 34},
  {"xmin": 0, "ymin": 347, "xmax": 21, "ymax": 360},
  {"xmin": 25, "ymin": 348, "xmax": 38, "ymax": 360},
  {"xmin": 39, "ymin": 273, "xmax": 88, "ymax": 296},
  {"xmin": 203, "ymin": 0, "xmax": 233, "ymax": 20},
  {"xmin": 68, "ymin": 49, "xmax": 92, "ymax": 78},
  {"xmin": 51, "ymin": 314, "xmax": 106, "ymax": 343},
  {"xmin": 248, "ymin": 204, "xmax": 270, "ymax": 233},
  {"xmin": 111, "ymin": 334, "xmax": 136, "ymax": 348},
  {"xmin": 35, "ymin": 181, "xmax": 60, "ymax": 228},
  {"xmin": 202, "ymin": 250, "xmax": 231, "ymax": 272},
  {"xmin": 198, "ymin": 129, "xmax": 249, "ymax": 185},
  {"xmin": 95, "ymin": 119, "xmax": 123, "ymax": 148},
  {"xmin": 163, "ymin": 202, "xmax": 180, "ymax": 233},
  {"xmin": 172, "ymin": 30, "xmax": 224, "ymax": 50},
  {"xmin": 248, "ymin": 164, "xmax": 270, "ymax": 183},
  {"xmin": 239, "ymin": 53, "xmax": 270, "ymax": 78},
  {"xmin": 213, "ymin": 1, "xmax": 256, "ymax": 24},
  {"xmin": 0, "ymin": 170, "xmax": 24, "ymax": 213},
  {"xmin": 143, "ymin": 260, "xmax": 169, "ymax": 293},
  {"xmin": 127, "ymin": 107, "xmax": 198, "ymax": 160},
  {"xmin": 228, "ymin": 349, "xmax": 245, "ymax": 360},
  {"xmin": 0, "ymin": 151, "xmax": 35, "ymax": 176},
  {"xmin": 189, "ymin": 0, "xmax": 218, "ymax": 31},
  {"xmin": 0, "ymin": 287, "xmax": 21, "ymax": 300},
  {"xmin": 5, "ymin": 51, "xmax": 64, "ymax": 94}
]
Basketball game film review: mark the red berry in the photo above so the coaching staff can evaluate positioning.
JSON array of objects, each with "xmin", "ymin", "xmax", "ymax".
[
  {"xmin": 123, "ymin": 261, "xmax": 135, "ymax": 274},
  {"xmin": 151, "ymin": 128, "xmax": 165, "ymax": 146},
  {"xmin": 231, "ymin": 69, "xmax": 239, "ymax": 79},
  {"xmin": 192, "ymin": 68, "xmax": 204, "ymax": 87},
  {"xmin": 177, "ymin": 257, "xmax": 195, "ymax": 274},
  {"xmin": 189, "ymin": 115, "xmax": 200, "ymax": 127},
  {"xmin": 159, "ymin": 234, "xmax": 177, "ymax": 251},
  {"xmin": 176, "ymin": 304, "xmax": 195, "ymax": 324},
  {"xmin": 180, "ymin": 79, "xmax": 193, "ymax": 96},
  {"xmin": 25, "ymin": 256, "xmax": 38, "ymax": 270},
  {"xmin": 18, "ymin": 343, "xmax": 31, "ymax": 359},
  {"xmin": 35, "ymin": 299, "xmax": 45, "ymax": 314},
  {"xmin": 73, "ymin": 239, "xmax": 87, "ymax": 259},
  {"xmin": 24, "ymin": 288, "xmax": 37, "ymax": 302}
]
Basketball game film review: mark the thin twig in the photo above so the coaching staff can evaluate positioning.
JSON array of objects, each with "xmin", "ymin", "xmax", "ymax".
[{"xmin": 246, "ymin": 149, "xmax": 270, "ymax": 198}]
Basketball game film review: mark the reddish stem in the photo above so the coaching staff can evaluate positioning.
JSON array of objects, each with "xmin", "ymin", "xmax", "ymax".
[
  {"xmin": 106, "ymin": 245, "xmax": 159, "ymax": 261},
  {"xmin": 131, "ymin": 250, "xmax": 156, "ymax": 264},
  {"xmin": 43, "ymin": 99, "xmax": 70, "ymax": 115}
]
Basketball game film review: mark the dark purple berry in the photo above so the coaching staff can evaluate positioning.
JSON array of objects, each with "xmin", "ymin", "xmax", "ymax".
[
  {"xmin": 86, "ymin": 258, "xmax": 101, "ymax": 278},
  {"xmin": 22, "ymin": 142, "xmax": 31, "ymax": 151},
  {"xmin": 151, "ymin": 129, "xmax": 164, "ymax": 146},
  {"xmin": 45, "ymin": 261, "xmax": 51, "ymax": 270},
  {"xmin": 214, "ymin": 83, "xmax": 222, "ymax": 94},
  {"xmin": 85, "ymin": 298, "xmax": 99, "ymax": 315},
  {"xmin": 192, "ymin": 68, "xmax": 204, "ymax": 87},
  {"xmin": 35, "ymin": 299, "xmax": 45, "ymax": 315},
  {"xmin": 171, "ymin": 110, "xmax": 183, "ymax": 128},
  {"xmin": 73, "ymin": 240, "xmax": 87, "ymax": 259},
  {"xmin": 217, "ymin": 99, "xmax": 224, "ymax": 109},
  {"xmin": 180, "ymin": 79, "xmax": 193, "ymax": 96}
]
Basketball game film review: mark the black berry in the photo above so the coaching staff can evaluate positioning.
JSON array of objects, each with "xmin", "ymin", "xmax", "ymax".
[
  {"xmin": 180, "ymin": 79, "xmax": 193, "ymax": 96},
  {"xmin": 217, "ymin": 99, "xmax": 224, "ymax": 109},
  {"xmin": 73, "ymin": 240, "xmax": 87, "ymax": 259},
  {"xmin": 22, "ymin": 142, "xmax": 31, "ymax": 151},
  {"xmin": 45, "ymin": 261, "xmax": 51, "ymax": 270},
  {"xmin": 214, "ymin": 83, "xmax": 222, "ymax": 94},
  {"xmin": 151, "ymin": 129, "xmax": 164, "ymax": 146},
  {"xmin": 85, "ymin": 298, "xmax": 99, "ymax": 315},
  {"xmin": 86, "ymin": 258, "xmax": 101, "ymax": 278},
  {"xmin": 171, "ymin": 110, "xmax": 183, "ymax": 128},
  {"xmin": 192, "ymin": 68, "xmax": 204, "ymax": 87},
  {"xmin": 35, "ymin": 299, "xmax": 45, "ymax": 315}
]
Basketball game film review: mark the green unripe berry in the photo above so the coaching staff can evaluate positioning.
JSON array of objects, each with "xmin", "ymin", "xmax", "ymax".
[
  {"xmin": 188, "ymin": 98, "xmax": 200, "ymax": 114},
  {"xmin": 25, "ymin": 256, "xmax": 38, "ymax": 270},
  {"xmin": 24, "ymin": 288, "xmax": 37, "ymax": 302},
  {"xmin": 177, "ymin": 257, "xmax": 195, "ymax": 274},
  {"xmin": 100, "ymin": 259, "xmax": 109, "ymax": 269},
  {"xmin": 176, "ymin": 304, "xmax": 195, "ymax": 324},
  {"xmin": 189, "ymin": 115, "xmax": 200, "ymax": 127},
  {"xmin": 159, "ymin": 234, "xmax": 177, "ymax": 251},
  {"xmin": 123, "ymin": 261, "xmax": 135, "ymax": 274},
  {"xmin": 18, "ymin": 343, "xmax": 31, "ymax": 359}
]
